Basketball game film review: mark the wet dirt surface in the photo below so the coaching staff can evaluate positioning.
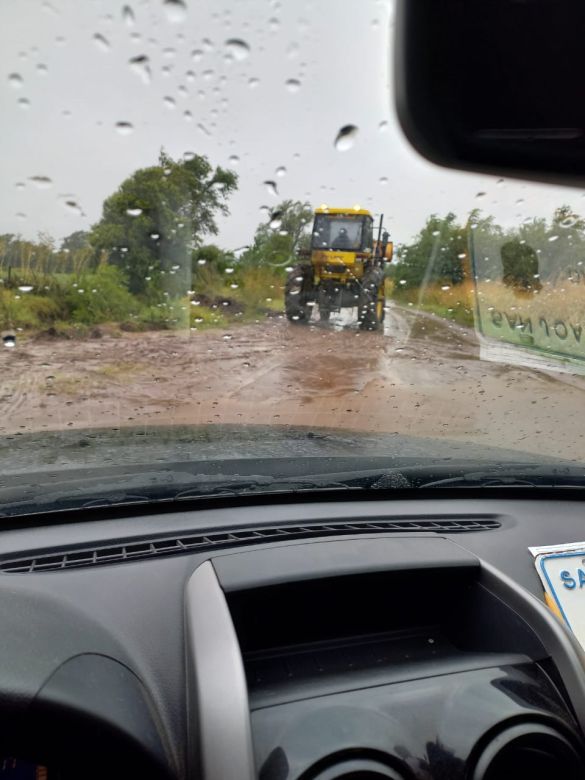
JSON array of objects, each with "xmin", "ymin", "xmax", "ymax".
[{"xmin": 2, "ymin": 303, "xmax": 585, "ymax": 460}]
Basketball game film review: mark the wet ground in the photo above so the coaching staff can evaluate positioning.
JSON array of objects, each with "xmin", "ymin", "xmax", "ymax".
[{"xmin": 1, "ymin": 303, "xmax": 585, "ymax": 461}]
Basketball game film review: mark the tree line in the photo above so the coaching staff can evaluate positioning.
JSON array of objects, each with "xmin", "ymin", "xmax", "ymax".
[{"xmin": 1, "ymin": 147, "xmax": 583, "ymax": 334}]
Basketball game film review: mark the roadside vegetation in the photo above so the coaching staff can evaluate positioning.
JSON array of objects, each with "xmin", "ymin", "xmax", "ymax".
[
  {"xmin": 0, "ymin": 152, "xmax": 310, "ymax": 338},
  {"xmin": 388, "ymin": 205, "xmax": 585, "ymax": 328},
  {"xmin": 1, "ymin": 148, "xmax": 582, "ymax": 339}
]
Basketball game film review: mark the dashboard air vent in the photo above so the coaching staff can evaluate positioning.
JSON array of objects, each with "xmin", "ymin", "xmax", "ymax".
[{"xmin": 0, "ymin": 516, "xmax": 500, "ymax": 573}]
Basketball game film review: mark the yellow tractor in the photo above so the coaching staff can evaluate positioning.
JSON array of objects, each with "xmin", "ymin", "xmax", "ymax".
[{"xmin": 285, "ymin": 207, "xmax": 393, "ymax": 330}]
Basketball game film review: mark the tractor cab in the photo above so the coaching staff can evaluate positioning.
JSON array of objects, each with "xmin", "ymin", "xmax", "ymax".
[{"xmin": 311, "ymin": 209, "xmax": 374, "ymax": 254}]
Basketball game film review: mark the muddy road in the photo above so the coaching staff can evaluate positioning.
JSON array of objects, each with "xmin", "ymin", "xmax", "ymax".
[{"xmin": 1, "ymin": 304, "xmax": 585, "ymax": 461}]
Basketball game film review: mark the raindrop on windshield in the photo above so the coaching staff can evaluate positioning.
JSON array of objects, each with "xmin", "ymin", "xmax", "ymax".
[
  {"xmin": 129, "ymin": 55, "xmax": 151, "ymax": 84},
  {"xmin": 184, "ymin": 110, "xmax": 193, "ymax": 121},
  {"xmin": 191, "ymin": 48, "xmax": 203, "ymax": 62},
  {"xmin": 264, "ymin": 180, "xmax": 278, "ymax": 197},
  {"xmin": 14, "ymin": 182, "xmax": 25, "ymax": 190},
  {"xmin": 36, "ymin": 63, "xmax": 48, "ymax": 76},
  {"xmin": 378, "ymin": 120, "xmax": 389, "ymax": 132},
  {"xmin": 18, "ymin": 285, "xmax": 33, "ymax": 293},
  {"xmin": 269, "ymin": 17, "xmax": 280, "ymax": 31},
  {"xmin": 475, "ymin": 191, "xmax": 486, "ymax": 199},
  {"xmin": 3, "ymin": 335, "xmax": 16, "ymax": 349},
  {"xmin": 122, "ymin": 5, "xmax": 135, "ymax": 25},
  {"xmin": 275, "ymin": 166, "xmax": 287, "ymax": 177},
  {"xmin": 163, "ymin": 96, "xmax": 176, "ymax": 109},
  {"xmin": 269, "ymin": 211, "xmax": 283, "ymax": 229},
  {"xmin": 8, "ymin": 73, "xmax": 23, "ymax": 89},
  {"xmin": 334, "ymin": 125, "xmax": 358, "ymax": 151},
  {"xmin": 29, "ymin": 176, "xmax": 52, "ymax": 189},
  {"xmin": 225, "ymin": 39, "xmax": 250, "ymax": 61},
  {"xmin": 248, "ymin": 77, "xmax": 260, "ymax": 88},
  {"xmin": 228, "ymin": 154, "xmax": 240, "ymax": 165},
  {"xmin": 548, "ymin": 234, "xmax": 559, "ymax": 242},
  {"xmin": 379, "ymin": 176, "xmax": 388, "ymax": 186},
  {"xmin": 93, "ymin": 33, "xmax": 110, "ymax": 52},
  {"xmin": 17, "ymin": 98, "xmax": 31, "ymax": 110},
  {"xmin": 64, "ymin": 200, "xmax": 83, "ymax": 215},
  {"xmin": 441, "ymin": 285, "xmax": 451, "ymax": 291},
  {"xmin": 285, "ymin": 78, "xmax": 301, "ymax": 93},
  {"xmin": 286, "ymin": 42, "xmax": 299, "ymax": 58},
  {"xmin": 150, "ymin": 232, "xmax": 160, "ymax": 240},
  {"xmin": 115, "ymin": 121, "xmax": 134, "ymax": 135},
  {"xmin": 126, "ymin": 208, "xmax": 143, "ymax": 217},
  {"xmin": 163, "ymin": 0, "xmax": 187, "ymax": 24},
  {"xmin": 186, "ymin": 69, "xmax": 196, "ymax": 82},
  {"xmin": 560, "ymin": 215, "xmax": 578, "ymax": 229},
  {"xmin": 432, "ymin": 230, "xmax": 440, "ymax": 237}
]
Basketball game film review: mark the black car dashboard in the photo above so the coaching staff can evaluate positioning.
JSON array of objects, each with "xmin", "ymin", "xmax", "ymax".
[{"xmin": 0, "ymin": 496, "xmax": 585, "ymax": 779}]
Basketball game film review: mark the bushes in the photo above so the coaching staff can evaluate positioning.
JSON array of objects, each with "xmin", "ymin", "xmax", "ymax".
[
  {"xmin": 0, "ymin": 289, "xmax": 65, "ymax": 330},
  {"xmin": 232, "ymin": 266, "xmax": 284, "ymax": 313},
  {"xmin": 391, "ymin": 279, "xmax": 475, "ymax": 327},
  {"xmin": 66, "ymin": 266, "xmax": 141, "ymax": 325},
  {"xmin": 0, "ymin": 258, "xmax": 287, "ymax": 336},
  {"xmin": 0, "ymin": 266, "xmax": 143, "ymax": 331}
]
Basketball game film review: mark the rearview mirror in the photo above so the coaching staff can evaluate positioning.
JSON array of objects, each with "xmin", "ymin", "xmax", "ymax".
[{"xmin": 395, "ymin": 0, "xmax": 585, "ymax": 186}]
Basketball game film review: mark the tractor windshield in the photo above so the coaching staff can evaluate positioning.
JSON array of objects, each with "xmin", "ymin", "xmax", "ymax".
[{"xmin": 311, "ymin": 215, "xmax": 369, "ymax": 251}]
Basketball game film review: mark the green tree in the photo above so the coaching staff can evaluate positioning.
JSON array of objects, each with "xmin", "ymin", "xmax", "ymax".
[
  {"xmin": 61, "ymin": 230, "xmax": 90, "ymax": 253},
  {"xmin": 392, "ymin": 213, "xmax": 465, "ymax": 290},
  {"xmin": 192, "ymin": 243, "xmax": 227, "ymax": 271},
  {"xmin": 89, "ymin": 150, "xmax": 237, "ymax": 295},
  {"xmin": 242, "ymin": 200, "xmax": 313, "ymax": 269}
]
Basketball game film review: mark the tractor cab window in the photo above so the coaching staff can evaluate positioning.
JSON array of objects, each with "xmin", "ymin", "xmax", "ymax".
[
  {"xmin": 312, "ymin": 215, "xmax": 365, "ymax": 251},
  {"xmin": 363, "ymin": 219, "xmax": 374, "ymax": 251}
]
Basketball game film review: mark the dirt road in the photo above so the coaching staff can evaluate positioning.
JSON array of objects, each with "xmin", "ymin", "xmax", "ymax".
[{"xmin": 1, "ymin": 304, "xmax": 585, "ymax": 460}]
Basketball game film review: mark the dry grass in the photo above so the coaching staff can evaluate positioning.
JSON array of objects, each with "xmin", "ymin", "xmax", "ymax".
[
  {"xmin": 476, "ymin": 280, "xmax": 585, "ymax": 323},
  {"xmin": 233, "ymin": 267, "xmax": 284, "ymax": 313},
  {"xmin": 391, "ymin": 280, "xmax": 475, "ymax": 327}
]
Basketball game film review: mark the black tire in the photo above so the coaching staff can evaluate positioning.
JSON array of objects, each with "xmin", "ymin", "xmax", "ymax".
[
  {"xmin": 358, "ymin": 268, "xmax": 385, "ymax": 331},
  {"xmin": 285, "ymin": 263, "xmax": 313, "ymax": 323}
]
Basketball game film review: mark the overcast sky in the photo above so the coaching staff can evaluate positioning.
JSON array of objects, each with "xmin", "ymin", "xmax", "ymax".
[{"xmin": 2, "ymin": 0, "xmax": 585, "ymax": 249}]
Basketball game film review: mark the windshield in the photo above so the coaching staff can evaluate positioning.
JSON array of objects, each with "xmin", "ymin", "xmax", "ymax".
[
  {"xmin": 312, "ymin": 215, "xmax": 369, "ymax": 251},
  {"xmin": 2, "ymin": 0, "xmax": 585, "ymax": 517}
]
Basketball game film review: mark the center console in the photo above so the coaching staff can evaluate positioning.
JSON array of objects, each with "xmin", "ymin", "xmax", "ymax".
[{"xmin": 185, "ymin": 536, "xmax": 585, "ymax": 779}]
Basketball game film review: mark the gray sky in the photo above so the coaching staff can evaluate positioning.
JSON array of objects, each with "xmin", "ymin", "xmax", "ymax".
[{"xmin": 2, "ymin": 0, "xmax": 585, "ymax": 249}]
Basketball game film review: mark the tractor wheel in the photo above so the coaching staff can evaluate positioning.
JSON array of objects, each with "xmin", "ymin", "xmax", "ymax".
[
  {"xmin": 285, "ymin": 263, "xmax": 313, "ymax": 324},
  {"xmin": 358, "ymin": 268, "xmax": 385, "ymax": 331}
]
